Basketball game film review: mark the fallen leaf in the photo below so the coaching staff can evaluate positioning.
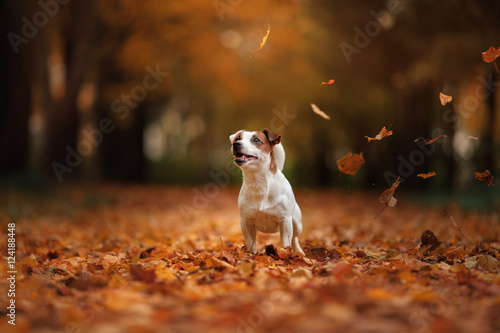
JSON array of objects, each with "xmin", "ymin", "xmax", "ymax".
[
  {"xmin": 310, "ymin": 103, "xmax": 331, "ymax": 120},
  {"xmin": 475, "ymin": 170, "xmax": 494, "ymax": 186},
  {"xmin": 320, "ymin": 79, "xmax": 335, "ymax": 85},
  {"xmin": 420, "ymin": 230, "xmax": 441, "ymax": 252},
  {"xmin": 417, "ymin": 172, "xmax": 436, "ymax": 179},
  {"xmin": 277, "ymin": 247, "xmax": 294, "ymax": 259},
  {"xmin": 329, "ymin": 261, "xmax": 353, "ymax": 279},
  {"xmin": 249, "ymin": 24, "xmax": 270, "ymax": 59},
  {"xmin": 265, "ymin": 244, "xmax": 277, "ymax": 256},
  {"xmin": 365, "ymin": 288, "xmax": 395, "ymax": 300},
  {"xmin": 129, "ymin": 264, "xmax": 156, "ymax": 283},
  {"xmin": 439, "ymin": 92, "xmax": 453, "ymax": 106},
  {"xmin": 464, "ymin": 261, "xmax": 478, "ymax": 269},
  {"xmin": 155, "ymin": 265, "xmax": 177, "ymax": 282},
  {"xmin": 130, "ymin": 252, "xmax": 142, "ymax": 264},
  {"xmin": 365, "ymin": 126, "xmax": 393, "ymax": 142},
  {"xmin": 478, "ymin": 255, "xmax": 498, "ymax": 270},
  {"xmin": 336, "ymin": 152, "xmax": 365, "ymax": 175},
  {"xmin": 291, "ymin": 267, "xmax": 313, "ymax": 278},
  {"xmin": 235, "ymin": 262, "xmax": 254, "ymax": 276},
  {"xmin": 355, "ymin": 249, "xmax": 367, "ymax": 259}
]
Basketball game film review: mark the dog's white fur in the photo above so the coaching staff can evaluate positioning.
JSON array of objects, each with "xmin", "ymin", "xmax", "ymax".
[{"xmin": 229, "ymin": 129, "xmax": 304, "ymax": 254}]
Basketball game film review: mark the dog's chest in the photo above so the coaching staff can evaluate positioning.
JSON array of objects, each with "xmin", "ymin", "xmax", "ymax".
[{"xmin": 244, "ymin": 208, "xmax": 282, "ymax": 233}]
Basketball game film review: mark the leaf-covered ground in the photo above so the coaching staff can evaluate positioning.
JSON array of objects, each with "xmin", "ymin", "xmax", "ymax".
[{"xmin": 1, "ymin": 185, "xmax": 499, "ymax": 333}]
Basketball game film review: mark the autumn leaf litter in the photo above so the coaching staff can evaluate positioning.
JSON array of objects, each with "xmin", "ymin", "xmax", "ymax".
[{"xmin": 1, "ymin": 185, "xmax": 499, "ymax": 332}]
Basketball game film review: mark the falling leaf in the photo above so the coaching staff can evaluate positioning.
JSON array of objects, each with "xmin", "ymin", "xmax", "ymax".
[
  {"xmin": 417, "ymin": 172, "xmax": 436, "ymax": 179},
  {"xmin": 310, "ymin": 103, "xmax": 331, "ymax": 120},
  {"xmin": 414, "ymin": 134, "xmax": 447, "ymax": 145},
  {"xmin": 469, "ymin": 135, "xmax": 479, "ymax": 141},
  {"xmin": 249, "ymin": 24, "xmax": 270, "ymax": 59},
  {"xmin": 482, "ymin": 46, "xmax": 500, "ymax": 73},
  {"xmin": 481, "ymin": 46, "xmax": 500, "ymax": 63},
  {"xmin": 365, "ymin": 126, "xmax": 393, "ymax": 142},
  {"xmin": 439, "ymin": 92, "xmax": 453, "ymax": 106},
  {"xmin": 336, "ymin": 152, "xmax": 365, "ymax": 175},
  {"xmin": 475, "ymin": 170, "xmax": 495, "ymax": 186},
  {"xmin": 375, "ymin": 176, "xmax": 400, "ymax": 218},
  {"xmin": 320, "ymin": 79, "xmax": 335, "ymax": 85}
]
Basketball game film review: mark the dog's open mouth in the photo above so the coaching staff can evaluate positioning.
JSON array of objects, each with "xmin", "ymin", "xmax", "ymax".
[{"xmin": 233, "ymin": 152, "xmax": 258, "ymax": 164}]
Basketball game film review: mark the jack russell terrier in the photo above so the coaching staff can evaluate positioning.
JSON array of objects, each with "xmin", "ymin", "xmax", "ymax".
[{"xmin": 229, "ymin": 129, "xmax": 304, "ymax": 255}]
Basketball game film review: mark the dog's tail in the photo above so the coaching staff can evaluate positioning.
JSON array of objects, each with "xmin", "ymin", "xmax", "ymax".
[{"xmin": 273, "ymin": 143, "xmax": 285, "ymax": 171}]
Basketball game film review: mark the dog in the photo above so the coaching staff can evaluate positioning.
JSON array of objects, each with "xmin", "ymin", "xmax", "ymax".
[{"xmin": 229, "ymin": 129, "xmax": 304, "ymax": 255}]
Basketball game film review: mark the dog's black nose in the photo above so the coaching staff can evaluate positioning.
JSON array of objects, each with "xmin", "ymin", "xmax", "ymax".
[{"xmin": 233, "ymin": 141, "xmax": 243, "ymax": 149}]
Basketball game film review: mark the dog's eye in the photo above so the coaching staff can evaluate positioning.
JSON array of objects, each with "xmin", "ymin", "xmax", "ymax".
[{"xmin": 252, "ymin": 137, "xmax": 261, "ymax": 143}]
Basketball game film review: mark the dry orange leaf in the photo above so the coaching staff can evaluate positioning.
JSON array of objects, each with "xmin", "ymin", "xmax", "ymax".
[
  {"xmin": 249, "ymin": 24, "xmax": 270, "ymax": 59},
  {"xmin": 320, "ymin": 79, "xmax": 335, "ymax": 85},
  {"xmin": 375, "ymin": 176, "xmax": 400, "ymax": 219},
  {"xmin": 482, "ymin": 46, "xmax": 500, "ymax": 73},
  {"xmin": 439, "ymin": 92, "xmax": 453, "ymax": 106},
  {"xmin": 379, "ymin": 176, "xmax": 400, "ymax": 207},
  {"xmin": 417, "ymin": 172, "xmax": 436, "ymax": 179},
  {"xmin": 310, "ymin": 103, "xmax": 331, "ymax": 120},
  {"xmin": 365, "ymin": 126, "xmax": 393, "ymax": 143},
  {"xmin": 482, "ymin": 46, "xmax": 500, "ymax": 63},
  {"xmin": 414, "ymin": 134, "xmax": 447, "ymax": 145},
  {"xmin": 475, "ymin": 170, "xmax": 494, "ymax": 186},
  {"xmin": 336, "ymin": 152, "xmax": 365, "ymax": 175}
]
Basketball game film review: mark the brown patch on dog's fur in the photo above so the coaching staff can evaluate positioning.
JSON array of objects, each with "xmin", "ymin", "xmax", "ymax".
[{"xmin": 254, "ymin": 130, "xmax": 281, "ymax": 174}]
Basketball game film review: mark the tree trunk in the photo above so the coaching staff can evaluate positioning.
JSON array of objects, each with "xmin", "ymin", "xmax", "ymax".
[
  {"xmin": 0, "ymin": 2, "xmax": 32, "ymax": 177},
  {"xmin": 45, "ymin": 1, "xmax": 96, "ymax": 181}
]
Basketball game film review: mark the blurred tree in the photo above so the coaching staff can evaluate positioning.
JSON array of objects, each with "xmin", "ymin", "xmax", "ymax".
[
  {"xmin": 44, "ymin": 1, "xmax": 97, "ymax": 179},
  {"xmin": 0, "ymin": 1, "xmax": 32, "ymax": 176}
]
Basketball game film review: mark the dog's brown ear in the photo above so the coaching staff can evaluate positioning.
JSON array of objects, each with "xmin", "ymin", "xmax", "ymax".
[{"xmin": 263, "ymin": 129, "xmax": 281, "ymax": 145}]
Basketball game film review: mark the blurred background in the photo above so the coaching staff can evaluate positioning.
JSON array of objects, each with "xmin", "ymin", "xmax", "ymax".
[{"xmin": 0, "ymin": 0, "xmax": 499, "ymax": 208}]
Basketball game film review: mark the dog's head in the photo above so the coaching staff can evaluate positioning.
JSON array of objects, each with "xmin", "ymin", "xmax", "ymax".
[{"xmin": 229, "ymin": 130, "xmax": 282, "ymax": 172}]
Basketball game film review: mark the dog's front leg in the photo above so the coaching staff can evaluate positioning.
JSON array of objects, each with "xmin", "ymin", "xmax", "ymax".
[
  {"xmin": 240, "ymin": 219, "xmax": 257, "ymax": 253},
  {"xmin": 279, "ymin": 219, "xmax": 293, "ymax": 248}
]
